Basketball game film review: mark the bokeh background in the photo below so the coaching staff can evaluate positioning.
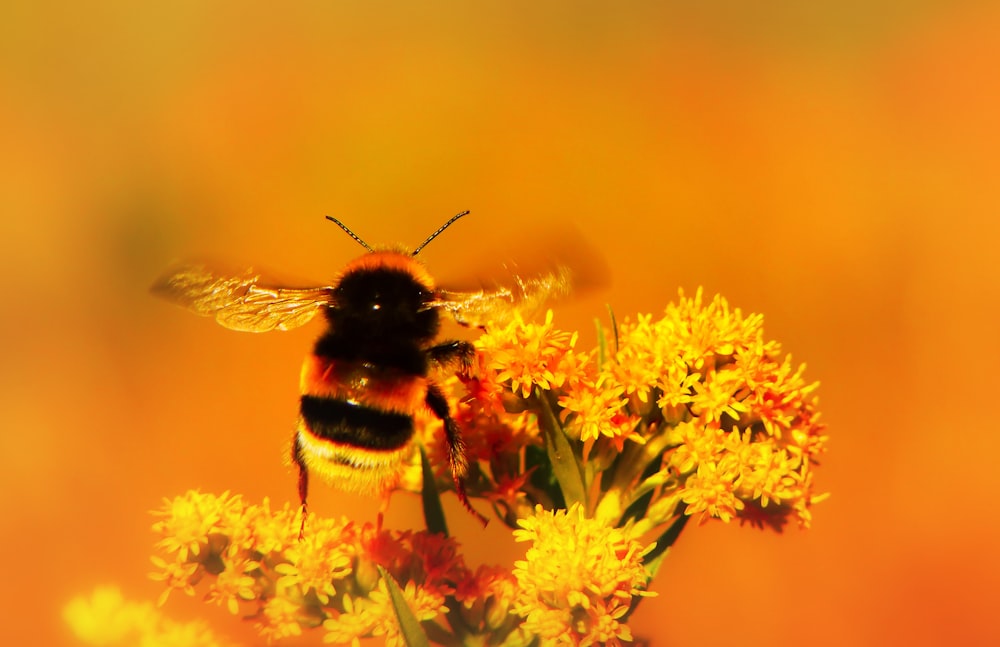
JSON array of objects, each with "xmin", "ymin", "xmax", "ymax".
[{"xmin": 3, "ymin": 1, "xmax": 998, "ymax": 645}]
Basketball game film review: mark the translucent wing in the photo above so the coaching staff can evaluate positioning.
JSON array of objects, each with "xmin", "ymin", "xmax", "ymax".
[
  {"xmin": 152, "ymin": 264, "xmax": 334, "ymax": 332},
  {"xmin": 432, "ymin": 266, "xmax": 572, "ymax": 327}
]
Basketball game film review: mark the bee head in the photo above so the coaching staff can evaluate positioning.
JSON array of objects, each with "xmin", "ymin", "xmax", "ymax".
[
  {"xmin": 321, "ymin": 212, "xmax": 469, "ymax": 344},
  {"xmin": 330, "ymin": 251, "xmax": 439, "ymax": 342}
]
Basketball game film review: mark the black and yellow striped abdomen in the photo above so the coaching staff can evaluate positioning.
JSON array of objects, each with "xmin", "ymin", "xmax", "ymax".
[{"xmin": 295, "ymin": 353, "xmax": 426, "ymax": 495}]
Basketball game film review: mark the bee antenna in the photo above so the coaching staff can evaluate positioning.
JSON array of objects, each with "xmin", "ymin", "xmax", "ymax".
[
  {"xmin": 326, "ymin": 216, "xmax": 373, "ymax": 252},
  {"xmin": 412, "ymin": 210, "xmax": 470, "ymax": 256}
]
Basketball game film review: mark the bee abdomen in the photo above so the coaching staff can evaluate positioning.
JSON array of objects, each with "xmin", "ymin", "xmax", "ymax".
[{"xmin": 299, "ymin": 395, "xmax": 414, "ymax": 451}]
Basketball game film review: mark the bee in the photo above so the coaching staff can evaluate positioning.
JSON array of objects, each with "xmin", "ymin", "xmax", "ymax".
[{"xmin": 153, "ymin": 211, "xmax": 571, "ymax": 526}]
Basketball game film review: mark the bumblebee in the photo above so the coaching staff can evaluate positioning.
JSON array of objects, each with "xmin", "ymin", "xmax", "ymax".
[{"xmin": 153, "ymin": 212, "xmax": 570, "ymax": 525}]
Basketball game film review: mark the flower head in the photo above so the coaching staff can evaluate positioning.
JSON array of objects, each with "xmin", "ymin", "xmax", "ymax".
[
  {"xmin": 512, "ymin": 504, "xmax": 655, "ymax": 646},
  {"xmin": 596, "ymin": 289, "xmax": 828, "ymax": 530},
  {"xmin": 109, "ymin": 286, "xmax": 828, "ymax": 647},
  {"xmin": 147, "ymin": 492, "xmax": 516, "ymax": 645},
  {"xmin": 558, "ymin": 377, "xmax": 641, "ymax": 448},
  {"xmin": 64, "ymin": 586, "xmax": 230, "ymax": 647},
  {"xmin": 476, "ymin": 310, "xmax": 583, "ymax": 397},
  {"xmin": 151, "ymin": 489, "xmax": 240, "ymax": 560}
]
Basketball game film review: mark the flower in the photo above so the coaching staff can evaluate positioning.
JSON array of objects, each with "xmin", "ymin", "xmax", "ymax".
[
  {"xmin": 151, "ymin": 489, "xmax": 239, "ymax": 560},
  {"xmin": 454, "ymin": 565, "xmax": 520, "ymax": 632},
  {"xmin": 598, "ymin": 288, "xmax": 828, "ymax": 530},
  {"xmin": 75, "ymin": 287, "xmax": 828, "ymax": 647},
  {"xmin": 258, "ymin": 594, "xmax": 306, "ymax": 641},
  {"xmin": 602, "ymin": 313, "xmax": 662, "ymax": 404},
  {"xmin": 146, "ymin": 491, "xmax": 528, "ymax": 645},
  {"xmin": 512, "ymin": 504, "xmax": 655, "ymax": 647},
  {"xmin": 273, "ymin": 517, "xmax": 354, "ymax": 604},
  {"xmin": 322, "ymin": 579, "xmax": 447, "ymax": 647},
  {"xmin": 204, "ymin": 553, "xmax": 258, "ymax": 614},
  {"xmin": 64, "ymin": 586, "xmax": 231, "ymax": 647},
  {"xmin": 679, "ymin": 460, "xmax": 745, "ymax": 523},
  {"xmin": 148, "ymin": 555, "xmax": 199, "ymax": 606},
  {"xmin": 558, "ymin": 377, "xmax": 641, "ymax": 448},
  {"xmin": 476, "ymin": 309, "xmax": 583, "ymax": 397}
]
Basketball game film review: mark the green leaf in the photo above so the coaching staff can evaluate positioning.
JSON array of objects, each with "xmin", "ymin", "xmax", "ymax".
[
  {"xmin": 378, "ymin": 566, "xmax": 431, "ymax": 647},
  {"xmin": 525, "ymin": 445, "xmax": 564, "ymax": 507},
  {"xmin": 606, "ymin": 304, "xmax": 620, "ymax": 355},
  {"xmin": 536, "ymin": 392, "xmax": 587, "ymax": 509},
  {"xmin": 525, "ymin": 445, "xmax": 566, "ymax": 509},
  {"xmin": 619, "ymin": 488, "xmax": 654, "ymax": 527},
  {"xmin": 419, "ymin": 446, "xmax": 449, "ymax": 537},
  {"xmin": 595, "ymin": 318, "xmax": 607, "ymax": 368},
  {"xmin": 617, "ymin": 451, "xmax": 666, "ymax": 526},
  {"xmin": 595, "ymin": 306, "xmax": 620, "ymax": 369},
  {"xmin": 643, "ymin": 511, "xmax": 690, "ymax": 577}
]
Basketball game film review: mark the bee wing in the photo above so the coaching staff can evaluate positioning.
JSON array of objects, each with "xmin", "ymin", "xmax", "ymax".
[
  {"xmin": 152, "ymin": 264, "xmax": 334, "ymax": 332},
  {"xmin": 432, "ymin": 266, "xmax": 572, "ymax": 327}
]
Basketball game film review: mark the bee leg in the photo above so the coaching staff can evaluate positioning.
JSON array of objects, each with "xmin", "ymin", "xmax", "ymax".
[
  {"xmin": 425, "ymin": 382, "xmax": 489, "ymax": 527},
  {"xmin": 292, "ymin": 432, "xmax": 309, "ymax": 538},
  {"xmin": 428, "ymin": 340, "xmax": 476, "ymax": 377}
]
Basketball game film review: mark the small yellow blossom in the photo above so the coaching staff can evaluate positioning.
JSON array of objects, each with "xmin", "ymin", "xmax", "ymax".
[
  {"xmin": 687, "ymin": 368, "xmax": 751, "ymax": 424},
  {"xmin": 273, "ymin": 518, "xmax": 354, "ymax": 604},
  {"xmin": 323, "ymin": 580, "xmax": 447, "ymax": 647},
  {"xmin": 603, "ymin": 313, "xmax": 662, "ymax": 404},
  {"xmin": 477, "ymin": 310, "xmax": 581, "ymax": 397},
  {"xmin": 667, "ymin": 420, "xmax": 726, "ymax": 475},
  {"xmin": 64, "ymin": 586, "xmax": 152, "ymax": 646},
  {"xmin": 204, "ymin": 551, "xmax": 259, "ymax": 614},
  {"xmin": 151, "ymin": 489, "xmax": 238, "ymax": 560},
  {"xmin": 512, "ymin": 504, "xmax": 655, "ymax": 647},
  {"xmin": 258, "ymin": 594, "xmax": 305, "ymax": 641},
  {"xmin": 558, "ymin": 378, "xmax": 641, "ymax": 447},
  {"xmin": 680, "ymin": 461, "xmax": 745, "ymax": 523},
  {"xmin": 64, "ymin": 586, "xmax": 230, "ymax": 647},
  {"xmin": 148, "ymin": 555, "xmax": 199, "ymax": 606}
]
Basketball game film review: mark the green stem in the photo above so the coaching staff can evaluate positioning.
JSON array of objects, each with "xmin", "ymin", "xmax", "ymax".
[
  {"xmin": 535, "ymin": 391, "xmax": 587, "ymax": 510},
  {"xmin": 420, "ymin": 446, "xmax": 449, "ymax": 537},
  {"xmin": 609, "ymin": 429, "xmax": 676, "ymax": 499}
]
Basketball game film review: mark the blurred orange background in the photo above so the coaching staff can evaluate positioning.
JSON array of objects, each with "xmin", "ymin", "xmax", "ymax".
[{"xmin": 3, "ymin": 1, "xmax": 998, "ymax": 645}]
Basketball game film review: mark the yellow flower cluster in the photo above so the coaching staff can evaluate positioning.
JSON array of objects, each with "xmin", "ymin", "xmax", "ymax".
[
  {"xmin": 476, "ymin": 310, "xmax": 584, "ymax": 398},
  {"xmin": 145, "ymin": 491, "xmax": 666, "ymax": 645},
  {"xmin": 66, "ymin": 288, "xmax": 828, "ymax": 647},
  {"xmin": 64, "ymin": 586, "xmax": 230, "ymax": 647},
  {"xmin": 512, "ymin": 504, "xmax": 655, "ymax": 646},
  {"xmin": 148, "ymin": 490, "xmax": 527, "ymax": 645},
  {"xmin": 474, "ymin": 288, "xmax": 827, "ymax": 532}
]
